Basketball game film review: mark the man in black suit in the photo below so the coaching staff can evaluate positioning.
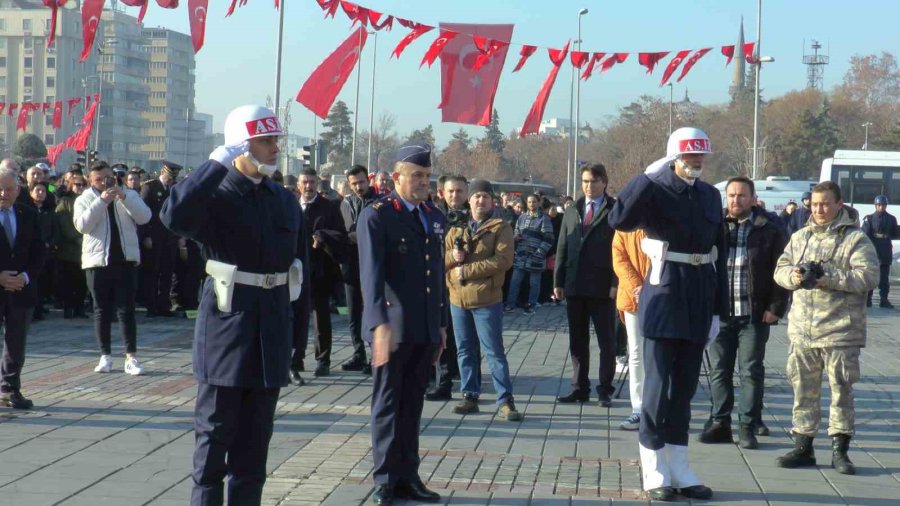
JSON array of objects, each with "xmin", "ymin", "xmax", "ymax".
[
  {"xmin": 296, "ymin": 168, "xmax": 347, "ymax": 379},
  {"xmin": 554, "ymin": 163, "xmax": 618, "ymax": 407},
  {"xmin": 139, "ymin": 161, "xmax": 182, "ymax": 317},
  {"xmin": 0, "ymin": 167, "xmax": 46, "ymax": 409}
]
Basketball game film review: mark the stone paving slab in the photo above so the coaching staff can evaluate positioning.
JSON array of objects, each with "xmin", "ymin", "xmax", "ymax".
[{"xmin": 0, "ymin": 299, "xmax": 896, "ymax": 505}]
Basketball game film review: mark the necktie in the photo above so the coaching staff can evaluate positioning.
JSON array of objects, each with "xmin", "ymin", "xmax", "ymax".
[
  {"xmin": 582, "ymin": 201, "xmax": 594, "ymax": 234},
  {"xmin": 411, "ymin": 207, "xmax": 425, "ymax": 233},
  {"xmin": 2, "ymin": 210, "xmax": 12, "ymax": 247}
]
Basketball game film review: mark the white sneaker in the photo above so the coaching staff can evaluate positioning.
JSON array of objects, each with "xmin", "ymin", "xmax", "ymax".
[
  {"xmin": 124, "ymin": 356, "xmax": 144, "ymax": 376},
  {"xmin": 94, "ymin": 355, "xmax": 112, "ymax": 373}
]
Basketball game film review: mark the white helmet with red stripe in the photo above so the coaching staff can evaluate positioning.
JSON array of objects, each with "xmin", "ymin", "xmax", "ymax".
[
  {"xmin": 666, "ymin": 127, "xmax": 712, "ymax": 158},
  {"xmin": 223, "ymin": 105, "xmax": 285, "ymax": 146}
]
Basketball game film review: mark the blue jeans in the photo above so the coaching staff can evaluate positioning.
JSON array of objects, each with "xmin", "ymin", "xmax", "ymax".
[
  {"xmin": 708, "ymin": 316, "xmax": 770, "ymax": 427},
  {"xmin": 451, "ymin": 303, "xmax": 514, "ymax": 405},
  {"xmin": 506, "ymin": 268, "xmax": 541, "ymax": 307}
]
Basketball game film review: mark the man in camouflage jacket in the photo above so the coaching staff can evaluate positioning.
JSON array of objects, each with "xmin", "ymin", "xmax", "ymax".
[{"xmin": 774, "ymin": 181, "xmax": 879, "ymax": 476}]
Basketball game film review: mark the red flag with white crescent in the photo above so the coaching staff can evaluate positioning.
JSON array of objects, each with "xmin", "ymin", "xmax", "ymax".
[
  {"xmin": 340, "ymin": 1, "xmax": 369, "ymax": 27},
  {"xmin": 120, "ymin": 0, "xmax": 150, "ymax": 23},
  {"xmin": 638, "ymin": 52, "xmax": 670, "ymax": 74},
  {"xmin": 520, "ymin": 41, "xmax": 570, "ymax": 137},
  {"xmin": 659, "ymin": 50, "xmax": 691, "ymax": 86},
  {"xmin": 391, "ymin": 22, "xmax": 432, "ymax": 59},
  {"xmin": 369, "ymin": 11, "xmax": 393, "ymax": 31},
  {"xmin": 600, "ymin": 53, "xmax": 629, "ymax": 74},
  {"xmin": 570, "ymin": 51, "xmax": 590, "ymax": 69},
  {"xmin": 744, "ymin": 42, "xmax": 757, "ymax": 63},
  {"xmin": 722, "ymin": 45, "xmax": 735, "ymax": 66},
  {"xmin": 421, "ymin": 30, "xmax": 458, "ymax": 68},
  {"xmin": 295, "ymin": 27, "xmax": 368, "ymax": 119},
  {"xmin": 439, "ymin": 23, "xmax": 513, "ymax": 126},
  {"xmin": 66, "ymin": 98, "xmax": 81, "ymax": 115},
  {"xmin": 16, "ymin": 103, "xmax": 33, "ymax": 131},
  {"xmin": 512, "ymin": 45, "xmax": 537, "ymax": 72},
  {"xmin": 676, "ymin": 48, "xmax": 712, "ymax": 82},
  {"xmin": 580, "ymin": 52, "xmax": 606, "ymax": 80},
  {"xmin": 53, "ymin": 100, "xmax": 63, "ymax": 129},
  {"xmin": 42, "ymin": 1, "xmax": 65, "ymax": 48},
  {"xmin": 80, "ymin": 0, "xmax": 105, "ymax": 62},
  {"xmin": 187, "ymin": 0, "xmax": 208, "ymax": 53}
]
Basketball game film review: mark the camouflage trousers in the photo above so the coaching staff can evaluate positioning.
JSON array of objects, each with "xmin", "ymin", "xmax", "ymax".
[{"xmin": 786, "ymin": 344, "xmax": 861, "ymax": 437}]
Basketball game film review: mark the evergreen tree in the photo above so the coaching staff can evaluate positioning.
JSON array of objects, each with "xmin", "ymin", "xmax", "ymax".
[
  {"xmin": 448, "ymin": 128, "xmax": 471, "ymax": 151},
  {"xmin": 320, "ymin": 101, "xmax": 354, "ymax": 155},
  {"xmin": 407, "ymin": 125, "xmax": 436, "ymax": 146},
  {"xmin": 481, "ymin": 109, "xmax": 505, "ymax": 153},
  {"xmin": 781, "ymin": 100, "xmax": 840, "ymax": 179}
]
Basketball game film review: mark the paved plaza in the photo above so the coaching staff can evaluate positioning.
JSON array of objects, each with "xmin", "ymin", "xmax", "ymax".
[{"xmin": 0, "ymin": 300, "xmax": 898, "ymax": 505}]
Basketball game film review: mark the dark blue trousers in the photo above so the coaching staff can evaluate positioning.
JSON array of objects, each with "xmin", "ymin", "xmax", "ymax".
[
  {"xmin": 371, "ymin": 342, "xmax": 435, "ymax": 486},
  {"xmin": 640, "ymin": 337, "xmax": 705, "ymax": 450},
  {"xmin": 191, "ymin": 383, "xmax": 280, "ymax": 506}
]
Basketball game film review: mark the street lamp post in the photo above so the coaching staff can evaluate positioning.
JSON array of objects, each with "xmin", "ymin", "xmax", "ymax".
[
  {"xmin": 863, "ymin": 122, "xmax": 873, "ymax": 150},
  {"xmin": 572, "ymin": 7, "xmax": 588, "ymax": 199},
  {"xmin": 183, "ymin": 108, "xmax": 190, "ymax": 168},
  {"xmin": 668, "ymin": 83, "xmax": 674, "ymax": 135},
  {"xmin": 750, "ymin": 0, "xmax": 774, "ymax": 181},
  {"xmin": 273, "ymin": 0, "xmax": 287, "ymax": 172},
  {"xmin": 93, "ymin": 37, "xmax": 116, "ymax": 157},
  {"xmin": 367, "ymin": 31, "xmax": 377, "ymax": 171},
  {"xmin": 351, "ymin": 29, "xmax": 364, "ymax": 166}
]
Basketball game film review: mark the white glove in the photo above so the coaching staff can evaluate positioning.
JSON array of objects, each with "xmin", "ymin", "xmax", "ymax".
[
  {"xmin": 644, "ymin": 154, "xmax": 678, "ymax": 175},
  {"xmin": 705, "ymin": 315, "xmax": 720, "ymax": 348},
  {"xmin": 209, "ymin": 141, "xmax": 249, "ymax": 166}
]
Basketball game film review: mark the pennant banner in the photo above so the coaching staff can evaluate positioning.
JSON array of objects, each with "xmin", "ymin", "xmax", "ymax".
[
  {"xmin": 421, "ymin": 30, "xmax": 458, "ymax": 68},
  {"xmin": 512, "ymin": 45, "xmax": 537, "ymax": 72},
  {"xmin": 119, "ymin": 0, "xmax": 150, "ymax": 23},
  {"xmin": 187, "ymin": 0, "xmax": 209, "ymax": 53},
  {"xmin": 80, "ymin": 0, "xmax": 104, "ymax": 62},
  {"xmin": 677, "ymin": 48, "xmax": 712, "ymax": 82},
  {"xmin": 295, "ymin": 26, "xmax": 368, "ymax": 119},
  {"xmin": 580, "ymin": 52, "xmax": 606, "ymax": 80},
  {"xmin": 519, "ymin": 41, "xmax": 570, "ymax": 137},
  {"xmin": 660, "ymin": 50, "xmax": 691, "ymax": 86},
  {"xmin": 392, "ymin": 22, "xmax": 432, "ymax": 59},
  {"xmin": 638, "ymin": 52, "xmax": 670, "ymax": 74}
]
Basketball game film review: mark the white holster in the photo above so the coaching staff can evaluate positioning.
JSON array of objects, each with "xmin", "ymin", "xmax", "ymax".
[
  {"xmin": 204, "ymin": 259, "xmax": 302, "ymax": 313},
  {"xmin": 206, "ymin": 259, "xmax": 238, "ymax": 312},
  {"xmin": 641, "ymin": 238, "xmax": 718, "ymax": 286},
  {"xmin": 289, "ymin": 258, "xmax": 303, "ymax": 302}
]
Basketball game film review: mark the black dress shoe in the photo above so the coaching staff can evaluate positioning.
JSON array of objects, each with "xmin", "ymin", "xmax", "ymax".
[
  {"xmin": 425, "ymin": 386, "xmax": 452, "ymax": 401},
  {"xmin": 394, "ymin": 479, "xmax": 440, "ymax": 503},
  {"xmin": 362, "ymin": 363, "xmax": 372, "ymax": 375},
  {"xmin": 648, "ymin": 486, "xmax": 676, "ymax": 501},
  {"xmin": 598, "ymin": 391, "xmax": 612, "ymax": 408},
  {"xmin": 1, "ymin": 390, "xmax": 34, "ymax": 410},
  {"xmin": 557, "ymin": 390, "xmax": 590, "ymax": 403},
  {"xmin": 341, "ymin": 357, "xmax": 366, "ymax": 372},
  {"xmin": 756, "ymin": 421, "xmax": 770, "ymax": 436},
  {"xmin": 314, "ymin": 363, "xmax": 330, "ymax": 377},
  {"xmin": 289, "ymin": 368, "xmax": 305, "ymax": 386},
  {"xmin": 698, "ymin": 420, "xmax": 733, "ymax": 444},
  {"xmin": 678, "ymin": 484, "xmax": 713, "ymax": 499},
  {"xmin": 371, "ymin": 484, "xmax": 393, "ymax": 505}
]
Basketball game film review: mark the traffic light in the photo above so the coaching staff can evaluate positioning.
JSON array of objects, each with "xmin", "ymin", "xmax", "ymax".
[
  {"xmin": 301, "ymin": 144, "xmax": 315, "ymax": 168},
  {"xmin": 89, "ymin": 150, "xmax": 98, "ymax": 164},
  {"xmin": 76, "ymin": 150, "xmax": 86, "ymax": 164},
  {"xmin": 315, "ymin": 141, "xmax": 328, "ymax": 168}
]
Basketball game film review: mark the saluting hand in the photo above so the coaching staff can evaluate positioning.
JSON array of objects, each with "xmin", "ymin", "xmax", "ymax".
[{"xmin": 372, "ymin": 323, "xmax": 396, "ymax": 368}]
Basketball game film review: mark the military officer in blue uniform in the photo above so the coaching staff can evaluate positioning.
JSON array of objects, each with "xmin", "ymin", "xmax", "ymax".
[
  {"xmin": 358, "ymin": 141, "xmax": 447, "ymax": 505},
  {"xmin": 609, "ymin": 127, "xmax": 727, "ymax": 502},
  {"xmin": 161, "ymin": 105, "xmax": 308, "ymax": 506},
  {"xmin": 862, "ymin": 195, "xmax": 899, "ymax": 308}
]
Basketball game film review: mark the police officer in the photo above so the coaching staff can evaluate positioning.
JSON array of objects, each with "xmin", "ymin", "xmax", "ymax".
[
  {"xmin": 862, "ymin": 195, "xmax": 899, "ymax": 308},
  {"xmin": 609, "ymin": 127, "xmax": 726, "ymax": 502},
  {"xmin": 359, "ymin": 141, "xmax": 447, "ymax": 505},
  {"xmin": 140, "ymin": 162, "xmax": 182, "ymax": 317},
  {"xmin": 788, "ymin": 191, "xmax": 812, "ymax": 235},
  {"xmin": 161, "ymin": 105, "xmax": 307, "ymax": 506}
]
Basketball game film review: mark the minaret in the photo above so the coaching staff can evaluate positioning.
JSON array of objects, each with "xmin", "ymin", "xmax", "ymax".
[{"xmin": 730, "ymin": 17, "xmax": 746, "ymax": 99}]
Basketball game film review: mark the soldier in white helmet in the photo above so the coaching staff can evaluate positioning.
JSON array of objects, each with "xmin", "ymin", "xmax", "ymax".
[
  {"xmin": 161, "ymin": 105, "xmax": 309, "ymax": 506},
  {"xmin": 608, "ymin": 127, "xmax": 726, "ymax": 502}
]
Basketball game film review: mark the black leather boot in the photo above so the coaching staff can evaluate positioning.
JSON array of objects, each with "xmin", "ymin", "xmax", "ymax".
[
  {"xmin": 776, "ymin": 433, "xmax": 816, "ymax": 468},
  {"xmin": 831, "ymin": 434, "xmax": 856, "ymax": 475}
]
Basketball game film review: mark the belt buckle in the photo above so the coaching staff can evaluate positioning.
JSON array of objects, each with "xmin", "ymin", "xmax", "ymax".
[
  {"xmin": 691, "ymin": 254, "xmax": 703, "ymax": 266},
  {"xmin": 262, "ymin": 274, "xmax": 277, "ymax": 289}
]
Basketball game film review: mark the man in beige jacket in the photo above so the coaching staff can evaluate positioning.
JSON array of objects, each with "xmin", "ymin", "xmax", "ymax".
[{"xmin": 445, "ymin": 179, "xmax": 521, "ymax": 421}]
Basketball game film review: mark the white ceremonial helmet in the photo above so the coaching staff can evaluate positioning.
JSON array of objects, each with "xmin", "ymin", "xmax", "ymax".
[
  {"xmin": 223, "ymin": 105, "xmax": 285, "ymax": 146},
  {"xmin": 666, "ymin": 127, "xmax": 712, "ymax": 158}
]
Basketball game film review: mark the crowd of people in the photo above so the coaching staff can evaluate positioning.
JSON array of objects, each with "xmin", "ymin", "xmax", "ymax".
[{"xmin": 0, "ymin": 108, "xmax": 893, "ymax": 505}]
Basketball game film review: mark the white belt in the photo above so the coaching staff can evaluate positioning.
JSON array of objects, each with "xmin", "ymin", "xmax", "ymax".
[
  {"xmin": 234, "ymin": 270, "xmax": 288, "ymax": 289},
  {"xmin": 665, "ymin": 250, "xmax": 716, "ymax": 266}
]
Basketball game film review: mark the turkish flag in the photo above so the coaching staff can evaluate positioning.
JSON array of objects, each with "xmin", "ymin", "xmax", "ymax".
[
  {"xmin": 600, "ymin": 53, "xmax": 629, "ymax": 74},
  {"xmin": 42, "ymin": 1, "xmax": 65, "ymax": 48},
  {"xmin": 421, "ymin": 30, "xmax": 458, "ymax": 68},
  {"xmin": 743, "ymin": 42, "xmax": 757, "ymax": 63},
  {"xmin": 392, "ymin": 22, "xmax": 432, "ymax": 59},
  {"xmin": 638, "ymin": 52, "xmax": 670, "ymax": 74},
  {"xmin": 570, "ymin": 51, "xmax": 590, "ymax": 69},
  {"xmin": 722, "ymin": 45, "xmax": 735, "ymax": 66},
  {"xmin": 156, "ymin": 0, "xmax": 178, "ymax": 7},
  {"xmin": 520, "ymin": 41, "xmax": 570, "ymax": 137},
  {"xmin": 677, "ymin": 48, "xmax": 712, "ymax": 82},
  {"xmin": 47, "ymin": 144, "xmax": 65, "ymax": 167},
  {"xmin": 296, "ymin": 27, "xmax": 368, "ymax": 119},
  {"xmin": 16, "ymin": 103, "xmax": 33, "ymax": 131},
  {"xmin": 7, "ymin": 103, "xmax": 17, "ymax": 118},
  {"xmin": 120, "ymin": 0, "xmax": 149, "ymax": 23},
  {"xmin": 53, "ymin": 100, "xmax": 63, "ymax": 129},
  {"xmin": 187, "ymin": 0, "xmax": 209, "ymax": 53},
  {"xmin": 580, "ymin": 52, "xmax": 606, "ymax": 80},
  {"xmin": 80, "ymin": 0, "xmax": 105, "ymax": 62},
  {"xmin": 0, "ymin": 103, "xmax": 4, "ymax": 116},
  {"xmin": 660, "ymin": 50, "xmax": 691, "ymax": 86},
  {"xmin": 66, "ymin": 97, "xmax": 82, "ymax": 115},
  {"xmin": 438, "ymin": 23, "xmax": 513, "ymax": 126},
  {"xmin": 369, "ymin": 11, "xmax": 393, "ymax": 31},
  {"xmin": 512, "ymin": 45, "xmax": 537, "ymax": 72}
]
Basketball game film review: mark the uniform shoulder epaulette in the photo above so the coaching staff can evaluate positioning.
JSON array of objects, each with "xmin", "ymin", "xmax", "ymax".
[{"xmin": 372, "ymin": 201, "xmax": 384, "ymax": 210}]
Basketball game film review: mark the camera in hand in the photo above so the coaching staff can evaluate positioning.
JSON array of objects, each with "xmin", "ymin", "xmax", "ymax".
[
  {"xmin": 103, "ymin": 176, "xmax": 118, "ymax": 189},
  {"xmin": 446, "ymin": 208, "xmax": 470, "ymax": 228},
  {"xmin": 454, "ymin": 237, "xmax": 466, "ymax": 285},
  {"xmin": 797, "ymin": 261, "xmax": 824, "ymax": 289}
]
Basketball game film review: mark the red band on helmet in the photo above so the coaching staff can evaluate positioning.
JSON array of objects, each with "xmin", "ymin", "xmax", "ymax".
[
  {"xmin": 245, "ymin": 117, "xmax": 282, "ymax": 136},
  {"xmin": 678, "ymin": 139, "xmax": 710, "ymax": 152}
]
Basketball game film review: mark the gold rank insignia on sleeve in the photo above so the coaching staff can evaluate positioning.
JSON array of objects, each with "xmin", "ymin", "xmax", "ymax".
[{"xmin": 372, "ymin": 201, "xmax": 384, "ymax": 210}]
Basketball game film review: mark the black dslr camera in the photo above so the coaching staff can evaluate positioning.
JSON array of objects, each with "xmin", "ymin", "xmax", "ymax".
[
  {"xmin": 797, "ymin": 261, "xmax": 825, "ymax": 289},
  {"xmin": 446, "ymin": 208, "xmax": 470, "ymax": 228}
]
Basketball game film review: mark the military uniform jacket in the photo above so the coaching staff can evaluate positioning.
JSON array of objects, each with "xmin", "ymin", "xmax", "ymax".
[
  {"xmin": 160, "ymin": 160, "xmax": 308, "ymax": 388},
  {"xmin": 608, "ymin": 167, "xmax": 729, "ymax": 342},
  {"xmin": 358, "ymin": 192, "xmax": 448, "ymax": 344},
  {"xmin": 861, "ymin": 211, "xmax": 899, "ymax": 265},
  {"xmin": 140, "ymin": 179, "xmax": 174, "ymax": 242}
]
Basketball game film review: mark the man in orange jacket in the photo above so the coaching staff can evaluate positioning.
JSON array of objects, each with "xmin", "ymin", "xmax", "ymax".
[{"xmin": 612, "ymin": 229, "xmax": 650, "ymax": 431}]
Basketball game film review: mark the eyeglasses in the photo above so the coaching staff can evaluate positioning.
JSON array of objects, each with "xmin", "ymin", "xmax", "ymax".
[{"xmin": 72, "ymin": 183, "xmax": 85, "ymax": 187}]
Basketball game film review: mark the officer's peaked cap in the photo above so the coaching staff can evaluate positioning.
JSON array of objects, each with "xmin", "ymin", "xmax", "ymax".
[{"xmin": 395, "ymin": 140, "xmax": 432, "ymax": 168}]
